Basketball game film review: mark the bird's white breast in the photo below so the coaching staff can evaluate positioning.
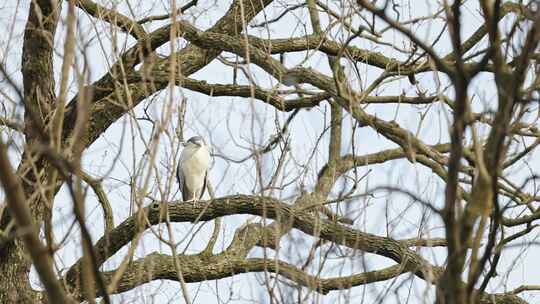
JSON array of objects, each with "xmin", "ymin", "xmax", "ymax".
[{"xmin": 180, "ymin": 145, "xmax": 210, "ymax": 191}]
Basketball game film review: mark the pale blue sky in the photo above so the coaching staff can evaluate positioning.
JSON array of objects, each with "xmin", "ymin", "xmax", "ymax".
[{"xmin": 0, "ymin": 1, "xmax": 539, "ymax": 303}]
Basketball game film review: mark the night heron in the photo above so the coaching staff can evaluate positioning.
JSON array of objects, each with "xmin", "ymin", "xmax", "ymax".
[{"xmin": 176, "ymin": 136, "xmax": 210, "ymax": 202}]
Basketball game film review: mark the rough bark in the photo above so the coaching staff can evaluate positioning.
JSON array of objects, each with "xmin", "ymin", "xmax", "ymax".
[{"xmin": 0, "ymin": 1, "xmax": 60, "ymax": 302}]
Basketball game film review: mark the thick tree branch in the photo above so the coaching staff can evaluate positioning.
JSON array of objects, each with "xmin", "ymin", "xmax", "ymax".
[
  {"xmin": 65, "ymin": 195, "xmax": 527, "ymax": 303},
  {"xmin": 75, "ymin": 0, "xmax": 147, "ymax": 39},
  {"xmin": 64, "ymin": 195, "xmax": 435, "ymax": 281},
  {"xmin": 99, "ymin": 253, "xmax": 406, "ymax": 296}
]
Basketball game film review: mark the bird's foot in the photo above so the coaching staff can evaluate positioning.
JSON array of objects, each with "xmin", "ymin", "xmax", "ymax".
[{"xmin": 185, "ymin": 199, "xmax": 198, "ymax": 208}]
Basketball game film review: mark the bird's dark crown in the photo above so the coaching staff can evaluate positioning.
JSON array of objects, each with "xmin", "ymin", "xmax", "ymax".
[{"xmin": 186, "ymin": 136, "xmax": 205, "ymax": 146}]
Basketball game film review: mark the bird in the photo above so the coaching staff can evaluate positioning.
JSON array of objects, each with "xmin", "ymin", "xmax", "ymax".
[{"xmin": 176, "ymin": 136, "xmax": 211, "ymax": 202}]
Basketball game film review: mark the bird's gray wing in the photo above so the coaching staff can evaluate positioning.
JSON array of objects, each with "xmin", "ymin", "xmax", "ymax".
[
  {"xmin": 199, "ymin": 171, "xmax": 208, "ymax": 200},
  {"xmin": 182, "ymin": 178, "xmax": 194, "ymax": 202},
  {"xmin": 177, "ymin": 163, "xmax": 193, "ymax": 201},
  {"xmin": 176, "ymin": 162, "xmax": 183, "ymax": 188}
]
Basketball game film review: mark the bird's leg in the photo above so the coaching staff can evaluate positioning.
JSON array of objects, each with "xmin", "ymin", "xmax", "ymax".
[
  {"xmin": 187, "ymin": 187, "xmax": 205, "ymax": 207},
  {"xmin": 190, "ymin": 191, "xmax": 199, "ymax": 208},
  {"xmin": 184, "ymin": 198, "xmax": 196, "ymax": 207}
]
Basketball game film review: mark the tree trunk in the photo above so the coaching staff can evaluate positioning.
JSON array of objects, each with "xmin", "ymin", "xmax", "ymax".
[
  {"xmin": 0, "ymin": 1, "xmax": 59, "ymax": 303},
  {"xmin": 0, "ymin": 240, "xmax": 40, "ymax": 303}
]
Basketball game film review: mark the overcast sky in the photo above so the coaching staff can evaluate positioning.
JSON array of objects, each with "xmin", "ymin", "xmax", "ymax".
[{"xmin": 1, "ymin": 1, "xmax": 539, "ymax": 303}]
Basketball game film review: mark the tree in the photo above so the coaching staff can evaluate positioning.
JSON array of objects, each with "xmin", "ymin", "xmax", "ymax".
[{"xmin": 1, "ymin": 0, "xmax": 539, "ymax": 303}]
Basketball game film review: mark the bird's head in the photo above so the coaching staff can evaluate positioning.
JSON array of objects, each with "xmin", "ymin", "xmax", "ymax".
[{"xmin": 185, "ymin": 136, "xmax": 206, "ymax": 148}]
